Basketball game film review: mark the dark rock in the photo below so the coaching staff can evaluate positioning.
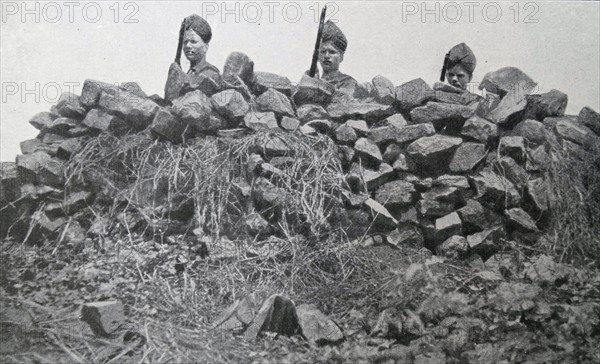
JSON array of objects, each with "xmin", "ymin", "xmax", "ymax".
[
  {"xmin": 449, "ymin": 142, "xmax": 487, "ymax": 173},
  {"xmin": 354, "ymin": 138, "xmax": 383, "ymax": 167},
  {"xmin": 346, "ymin": 119, "xmax": 370, "ymax": 136},
  {"xmin": 375, "ymin": 181, "xmax": 417, "ymax": 208},
  {"xmin": 341, "ymin": 190, "xmax": 368, "ymax": 208},
  {"xmin": 467, "ymin": 226, "xmax": 505, "ymax": 260},
  {"xmin": 305, "ymin": 119, "xmax": 332, "ymax": 133},
  {"xmin": 371, "ymin": 308, "xmax": 403, "ymax": 340},
  {"xmin": 255, "ymin": 89, "xmax": 295, "ymax": 118},
  {"xmin": 471, "ymin": 171, "xmax": 521, "ymax": 211},
  {"xmin": 504, "ymin": 208, "xmax": 540, "ymax": 244},
  {"xmin": 55, "ymin": 92, "xmax": 86, "ymax": 119},
  {"xmin": 80, "ymin": 79, "xmax": 128, "ymax": 107},
  {"xmin": 410, "ymin": 102, "xmax": 474, "ymax": 130},
  {"xmin": 417, "ymin": 199, "xmax": 456, "ymax": 218},
  {"xmin": 396, "ymin": 123, "xmax": 436, "ymax": 144},
  {"xmin": 381, "ymin": 113, "xmax": 408, "ymax": 129},
  {"xmin": 211, "ymin": 291, "xmax": 270, "ymax": 333},
  {"xmin": 297, "ymin": 104, "xmax": 329, "ymax": 123},
  {"xmin": 335, "ymin": 124, "xmax": 357, "ymax": 145},
  {"xmin": 524, "ymin": 89, "xmax": 568, "ymax": 121},
  {"xmin": 421, "ymin": 186, "xmax": 464, "ymax": 205},
  {"xmin": 395, "ymin": 78, "xmax": 435, "ymax": 111},
  {"xmin": 364, "ymin": 198, "xmax": 398, "ymax": 228},
  {"xmin": 244, "ymin": 294, "xmax": 300, "ymax": 339},
  {"xmin": 337, "ymin": 145, "xmax": 355, "ymax": 170},
  {"xmin": 437, "ymin": 235, "xmax": 468, "ymax": 259},
  {"xmin": 578, "ymin": 106, "xmax": 600, "ymax": 135},
  {"xmin": 369, "ymin": 126, "xmax": 400, "ymax": 147},
  {"xmin": 56, "ymin": 137, "xmax": 85, "ymax": 159},
  {"xmin": 81, "ymin": 301, "xmax": 125, "ymax": 337},
  {"xmin": 218, "ymin": 128, "xmax": 249, "ymax": 139},
  {"xmin": 42, "ymin": 133, "xmax": 67, "ymax": 144},
  {"xmin": 386, "ymin": 225, "xmax": 423, "ymax": 247},
  {"xmin": 254, "ymin": 72, "xmax": 294, "ymax": 97},
  {"xmin": 98, "ymin": 90, "xmax": 159, "ymax": 129},
  {"xmin": 433, "ymin": 82, "xmax": 463, "ymax": 94},
  {"xmin": 20, "ymin": 139, "xmax": 58, "ymax": 156},
  {"xmin": 435, "ymin": 212, "xmax": 462, "ymax": 243},
  {"xmin": 63, "ymin": 191, "xmax": 93, "ymax": 215},
  {"xmin": 164, "ymin": 63, "xmax": 187, "ymax": 101},
  {"xmin": 244, "ymin": 111, "xmax": 279, "ymax": 131},
  {"xmin": 184, "ymin": 73, "xmax": 223, "ymax": 98},
  {"xmin": 346, "ymin": 163, "xmax": 394, "ymax": 192},
  {"xmin": 171, "ymin": 90, "xmax": 219, "ymax": 132},
  {"xmin": 406, "ymin": 135, "xmax": 462, "ymax": 173},
  {"xmin": 247, "ymin": 153, "xmax": 264, "ymax": 175},
  {"xmin": 16, "ymin": 151, "xmax": 64, "ymax": 186},
  {"xmin": 433, "ymin": 175, "xmax": 470, "ymax": 190},
  {"xmin": 525, "ymin": 145, "xmax": 550, "ymax": 172},
  {"xmin": 222, "ymin": 52, "xmax": 255, "ymax": 91},
  {"xmin": 293, "ymin": 75, "xmax": 335, "ymax": 106},
  {"xmin": 81, "ymin": 109, "xmax": 128, "ymax": 135},
  {"xmin": 29, "ymin": 112, "xmax": 58, "ymax": 131},
  {"xmin": 45, "ymin": 117, "xmax": 81, "ymax": 136},
  {"xmin": 120, "ymin": 82, "xmax": 147, "ymax": 98},
  {"xmin": 327, "ymin": 103, "xmax": 394, "ymax": 124},
  {"xmin": 150, "ymin": 108, "xmax": 189, "ymax": 143},
  {"xmin": 512, "ymin": 119, "xmax": 546, "ymax": 147},
  {"xmin": 296, "ymin": 304, "xmax": 344, "ymax": 345},
  {"xmin": 404, "ymin": 174, "xmax": 433, "ymax": 191},
  {"xmin": 263, "ymin": 136, "xmax": 294, "ymax": 158},
  {"xmin": 457, "ymin": 199, "xmax": 500, "ymax": 234},
  {"xmin": 525, "ymin": 178, "xmax": 550, "ymax": 221},
  {"xmin": 212, "ymin": 90, "xmax": 250, "ymax": 122},
  {"xmin": 372, "ymin": 75, "xmax": 396, "ymax": 105},
  {"xmin": 554, "ymin": 119, "xmax": 594, "ymax": 146},
  {"xmin": 382, "ymin": 144, "xmax": 401, "ymax": 165},
  {"xmin": 493, "ymin": 156, "xmax": 528, "ymax": 190},
  {"xmin": 460, "ymin": 115, "xmax": 498, "ymax": 144},
  {"xmin": 499, "ymin": 136, "xmax": 526, "ymax": 164}
]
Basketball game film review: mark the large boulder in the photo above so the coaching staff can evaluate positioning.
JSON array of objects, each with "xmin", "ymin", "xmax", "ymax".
[
  {"xmin": 171, "ymin": 90, "xmax": 218, "ymax": 132},
  {"xmin": 372, "ymin": 75, "xmax": 396, "ymax": 105},
  {"xmin": 449, "ymin": 142, "xmax": 487, "ymax": 173},
  {"xmin": 374, "ymin": 180, "xmax": 417, "ymax": 209},
  {"xmin": 16, "ymin": 151, "xmax": 64, "ymax": 186},
  {"xmin": 296, "ymin": 304, "xmax": 344, "ymax": 345},
  {"xmin": 327, "ymin": 103, "xmax": 394, "ymax": 124},
  {"xmin": 293, "ymin": 75, "xmax": 335, "ymax": 106},
  {"xmin": 29, "ymin": 112, "xmax": 59, "ymax": 131},
  {"xmin": 212, "ymin": 90, "xmax": 250, "ymax": 122},
  {"xmin": 395, "ymin": 78, "xmax": 434, "ymax": 111},
  {"xmin": 354, "ymin": 138, "xmax": 382, "ymax": 167},
  {"xmin": 460, "ymin": 115, "xmax": 498, "ymax": 144},
  {"xmin": 346, "ymin": 163, "xmax": 394, "ymax": 192},
  {"xmin": 578, "ymin": 106, "xmax": 600, "ymax": 136},
  {"xmin": 554, "ymin": 119, "xmax": 594, "ymax": 146},
  {"xmin": 524, "ymin": 89, "xmax": 568, "ymax": 121},
  {"xmin": 255, "ymin": 89, "xmax": 295, "ymax": 118},
  {"xmin": 81, "ymin": 109, "xmax": 128, "ymax": 135},
  {"xmin": 149, "ymin": 108, "xmax": 189, "ymax": 143},
  {"xmin": 470, "ymin": 171, "xmax": 521, "ymax": 211},
  {"xmin": 499, "ymin": 136, "xmax": 527, "ymax": 164},
  {"xmin": 512, "ymin": 119, "xmax": 546, "ymax": 147},
  {"xmin": 410, "ymin": 102, "xmax": 474, "ymax": 131},
  {"xmin": 297, "ymin": 104, "xmax": 329, "ymax": 123},
  {"xmin": 396, "ymin": 123, "xmax": 436, "ymax": 144},
  {"xmin": 253, "ymin": 72, "xmax": 294, "ymax": 97},
  {"xmin": 406, "ymin": 135, "xmax": 462, "ymax": 173},
  {"xmin": 55, "ymin": 92, "xmax": 86, "ymax": 119},
  {"xmin": 244, "ymin": 111, "xmax": 279, "ymax": 131},
  {"xmin": 98, "ymin": 90, "xmax": 159, "ymax": 130}
]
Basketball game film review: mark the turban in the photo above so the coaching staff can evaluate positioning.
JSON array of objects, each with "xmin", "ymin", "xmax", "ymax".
[
  {"xmin": 184, "ymin": 14, "xmax": 212, "ymax": 43},
  {"xmin": 322, "ymin": 21, "xmax": 347, "ymax": 53},
  {"xmin": 446, "ymin": 43, "xmax": 476, "ymax": 74}
]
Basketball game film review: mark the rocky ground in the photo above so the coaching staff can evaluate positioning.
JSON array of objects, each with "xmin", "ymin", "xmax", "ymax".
[{"xmin": 1, "ymin": 57, "xmax": 600, "ymax": 363}]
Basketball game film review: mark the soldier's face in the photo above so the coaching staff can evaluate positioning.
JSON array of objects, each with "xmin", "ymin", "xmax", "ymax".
[
  {"xmin": 319, "ymin": 42, "xmax": 343, "ymax": 72},
  {"xmin": 446, "ymin": 64, "xmax": 472, "ymax": 90},
  {"xmin": 183, "ymin": 29, "xmax": 208, "ymax": 63}
]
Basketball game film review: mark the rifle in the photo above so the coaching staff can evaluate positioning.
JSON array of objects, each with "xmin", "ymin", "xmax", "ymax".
[
  {"xmin": 308, "ymin": 6, "xmax": 327, "ymax": 77},
  {"xmin": 440, "ymin": 52, "xmax": 450, "ymax": 82},
  {"xmin": 175, "ymin": 19, "xmax": 186, "ymax": 66}
]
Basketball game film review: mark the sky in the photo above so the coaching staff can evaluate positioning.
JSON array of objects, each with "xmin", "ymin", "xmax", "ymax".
[{"xmin": 1, "ymin": 1, "xmax": 599, "ymax": 161}]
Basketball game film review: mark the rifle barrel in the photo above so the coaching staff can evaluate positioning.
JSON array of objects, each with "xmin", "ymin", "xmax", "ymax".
[{"xmin": 309, "ymin": 6, "xmax": 327, "ymax": 77}]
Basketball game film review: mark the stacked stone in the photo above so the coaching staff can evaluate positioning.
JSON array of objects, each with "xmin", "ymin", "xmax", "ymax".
[{"xmin": 2, "ymin": 59, "xmax": 599, "ymax": 264}]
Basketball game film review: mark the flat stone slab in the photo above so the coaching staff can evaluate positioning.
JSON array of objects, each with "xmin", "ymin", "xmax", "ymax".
[{"xmin": 449, "ymin": 142, "xmax": 487, "ymax": 172}]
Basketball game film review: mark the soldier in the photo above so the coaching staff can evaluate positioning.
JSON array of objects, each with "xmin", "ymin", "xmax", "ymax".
[
  {"xmin": 165, "ymin": 14, "xmax": 222, "ymax": 101},
  {"xmin": 442, "ymin": 43, "xmax": 477, "ymax": 91},
  {"xmin": 317, "ymin": 21, "xmax": 358, "ymax": 92}
]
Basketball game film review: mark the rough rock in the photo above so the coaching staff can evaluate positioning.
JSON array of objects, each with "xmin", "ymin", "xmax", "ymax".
[
  {"xmin": 20, "ymin": 139, "xmax": 58, "ymax": 156},
  {"xmin": 406, "ymin": 135, "xmax": 462, "ymax": 171},
  {"xmin": 337, "ymin": 145, "xmax": 355, "ymax": 169},
  {"xmin": 293, "ymin": 75, "xmax": 335, "ymax": 106},
  {"xmin": 371, "ymin": 308, "xmax": 403, "ymax": 340},
  {"xmin": 297, "ymin": 104, "xmax": 329, "ymax": 123},
  {"xmin": 184, "ymin": 72, "xmax": 224, "ymax": 98},
  {"xmin": 369, "ymin": 126, "xmax": 400, "ymax": 146},
  {"xmin": 381, "ymin": 113, "xmax": 408, "ymax": 129},
  {"xmin": 280, "ymin": 116, "xmax": 300, "ymax": 131},
  {"xmin": 374, "ymin": 181, "xmax": 417, "ymax": 208},
  {"xmin": 433, "ymin": 175, "xmax": 471, "ymax": 190},
  {"xmin": 395, "ymin": 78, "xmax": 435, "ymax": 111},
  {"xmin": 499, "ymin": 136, "xmax": 527, "ymax": 164},
  {"xmin": 296, "ymin": 304, "xmax": 344, "ymax": 345},
  {"xmin": 82, "ymin": 109, "xmax": 128, "ymax": 135},
  {"xmin": 55, "ymin": 92, "xmax": 86, "ymax": 119},
  {"xmin": 578, "ymin": 106, "xmax": 600, "ymax": 135},
  {"xmin": 364, "ymin": 198, "xmax": 399, "ymax": 227},
  {"xmin": 417, "ymin": 198, "xmax": 456, "ymax": 218},
  {"xmin": 44, "ymin": 117, "xmax": 80, "ymax": 136},
  {"xmin": 460, "ymin": 115, "xmax": 498, "ymax": 144},
  {"xmin": 305, "ymin": 119, "xmax": 332, "ymax": 133},
  {"xmin": 150, "ymin": 108, "xmax": 189, "ymax": 143},
  {"xmin": 525, "ymin": 178, "xmax": 550, "ymax": 220},
  {"xmin": 244, "ymin": 111, "xmax": 279, "ymax": 131},
  {"xmin": 493, "ymin": 156, "xmax": 529, "ymax": 190},
  {"xmin": 526, "ymin": 145, "xmax": 550, "ymax": 172},
  {"xmin": 29, "ymin": 112, "xmax": 58, "ymax": 131},
  {"xmin": 410, "ymin": 102, "xmax": 474, "ymax": 130},
  {"xmin": 467, "ymin": 226, "xmax": 505, "ymax": 260},
  {"xmin": 524, "ymin": 89, "xmax": 568, "ymax": 121},
  {"xmin": 56, "ymin": 137, "xmax": 85, "ymax": 159},
  {"xmin": 435, "ymin": 212, "xmax": 462, "ymax": 242},
  {"xmin": 80, "ymin": 300, "xmax": 125, "ymax": 337},
  {"xmin": 382, "ymin": 144, "xmax": 401, "ymax": 164},
  {"xmin": 372, "ymin": 75, "xmax": 396, "ymax": 105},
  {"xmin": 346, "ymin": 119, "xmax": 370, "ymax": 136},
  {"xmin": 404, "ymin": 175, "xmax": 433, "ymax": 191},
  {"xmin": 212, "ymin": 90, "xmax": 250, "ymax": 122},
  {"xmin": 244, "ymin": 294, "xmax": 300, "ymax": 339},
  {"xmin": 449, "ymin": 142, "xmax": 487, "ymax": 172},
  {"xmin": 354, "ymin": 138, "xmax": 383, "ymax": 167},
  {"xmin": 505, "ymin": 208, "xmax": 540, "ymax": 243},
  {"xmin": 222, "ymin": 52, "xmax": 255, "ymax": 91},
  {"xmin": 16, "ymin": 151, "xmax": 64, "ymax": 186},
  {"xmin": 254, "ymin": 72, "xmax": 294, "ymax": 97},
  {"xmin": 327, "ymin": 102, "xmax": 394, "ymax": 124},
  {"xmin": 334, "ymin": 124, "xmax": 357, "ymax": 145},
  {"xmin": 171, "ymin": 90, "xmax": 216, "ymax": 132},
  {"xmin": 386, "ymin": 225, "xmax": 423, "ymax": 247},
  {"xmin": 421, "ymin": 187, "xmax": 464, "ymax": 205},
  {"xmin": 80, "ymin": 79, "xmax": 141, "ymax": 107},
  {"xmin": 396, "ymin": 123, "xmax": 436, "ymax": 144},
  {"xmin": 347, "ymin": 163, "xmax": 394, "ymax": 192},
  {"xmin": 210, "ymin": 291, "xmax": 270, "ymax": 333},
  {"xmin": 1, "ymin": 162, "xmax": 19, "ymax": 205},
  {"xmin": 42, "ymin": 133, "xmax": 67, "ymax": 144},
  {"xmin": 554, "ymin": 119, "xmax": 593, "ymax": 146},
  {"xmin": 437, "ymin": 235, "xmax": 468, "ymax": 259},
  {"xmin": 98, "ymin": 90, "xmax": 159, "ymax": 129},
  {"xmin": 164, "ymin": 63, "xmax": 187, "ymax": 101},
  {"xmin": 255, "ymin": 89, "xmax": 295, "ymax": 118},
  {"xmin": 470, "ymin": 171, "xmax": 521, "ymax": 211},
  {"xmin": 300, "ymin": 124, "xmax": 317, "ymax": 135},
  {"xmin": 262, "ymin": 137, "xmax": 293, "ymax": 158},
  {"xmin": 512, "ymin": 119, "xmax": 546, "ymax": 146},
  {"xmin": 392, "ymin": 155, "xmax": 415, "ymax": 177}
]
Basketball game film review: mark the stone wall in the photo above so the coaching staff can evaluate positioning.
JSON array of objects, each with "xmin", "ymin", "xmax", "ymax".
[{"xmin": 1, "ymin": 59, "xmax": 599, "ymax": 263}]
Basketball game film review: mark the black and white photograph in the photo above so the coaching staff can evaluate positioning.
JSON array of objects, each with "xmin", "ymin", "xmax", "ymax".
[{"xmin": 1, "ymin": 1, "xmax": 599, "ymax": 362}]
